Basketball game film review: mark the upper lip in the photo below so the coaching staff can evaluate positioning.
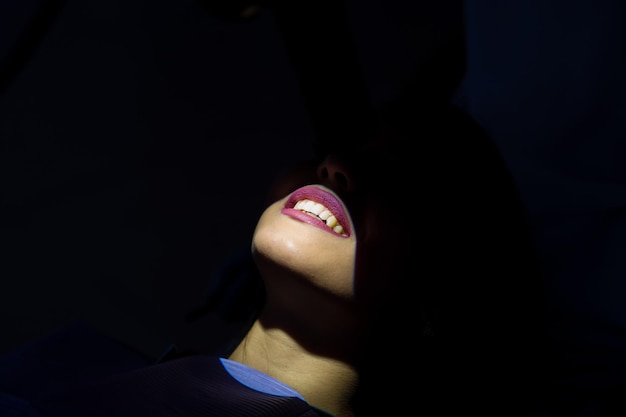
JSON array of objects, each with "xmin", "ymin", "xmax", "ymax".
[{"xmin": 284, "ymin": 185, "xmax": 352, "ymax": 237}]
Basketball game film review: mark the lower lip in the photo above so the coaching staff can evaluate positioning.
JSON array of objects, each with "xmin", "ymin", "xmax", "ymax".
[{"xmin": 281, "ymin": 208, "xmax": 348, "ymax": 238}]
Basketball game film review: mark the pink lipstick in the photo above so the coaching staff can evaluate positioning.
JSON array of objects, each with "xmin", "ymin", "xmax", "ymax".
[{"xmin": 281, "ymin": 185, "xmax": 351, "ymax": 238}]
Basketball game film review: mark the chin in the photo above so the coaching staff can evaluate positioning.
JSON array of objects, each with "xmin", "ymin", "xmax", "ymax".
[{"xmin": 251, "ymin": 237, "xmax": 357, "ymax": 301}]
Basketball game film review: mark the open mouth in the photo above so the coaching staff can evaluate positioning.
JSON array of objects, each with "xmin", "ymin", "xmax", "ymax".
[
  {"xmin": 282, "ymin": 186, "xmax": 351, "ymax": 238},
  {"xmin": 292, "ymin": 198, "xmax": 346, "ymax": 236}
]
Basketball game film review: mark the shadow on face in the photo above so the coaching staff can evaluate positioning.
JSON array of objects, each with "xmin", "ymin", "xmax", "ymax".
[{"xmin": 345, "ymin": 104, "xmax": 549, "ymax": 415}]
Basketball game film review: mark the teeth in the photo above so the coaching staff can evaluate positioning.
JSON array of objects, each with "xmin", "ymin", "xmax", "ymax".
[
  {"xmin": 302, "ymin": 200, "xmax": 315, "ymax": 212},
  {"xmin": 318, "ymin": 209, "xmax": 331, "ymax": 220},
  {"xmin": 325, "ymin": 215, "xmax": 337, "ymax": 228},
  {"xmin": 293, "ymin": 199, "xmax": 346, "ymax": 236}
]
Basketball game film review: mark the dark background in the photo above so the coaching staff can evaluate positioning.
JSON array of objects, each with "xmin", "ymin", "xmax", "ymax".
[{"xmin": 2, "ymin": 0, "xmax": 626, "ymax": 365}]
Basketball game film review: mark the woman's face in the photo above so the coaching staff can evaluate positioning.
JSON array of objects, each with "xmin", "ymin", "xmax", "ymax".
[{"xmin": 251, "ymin": 136, "xmax": 413, "ymax": 307}]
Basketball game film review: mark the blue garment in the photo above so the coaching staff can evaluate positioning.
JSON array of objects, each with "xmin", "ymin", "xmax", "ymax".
[{"xmin": 0, "ymin": 321, "xmax": 331, "ymax": 417}]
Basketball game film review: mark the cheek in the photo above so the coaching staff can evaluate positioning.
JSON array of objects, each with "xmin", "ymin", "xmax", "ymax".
[{"xmin": 353, "ymin": 206, "xmax": 409, "ymax": 302}]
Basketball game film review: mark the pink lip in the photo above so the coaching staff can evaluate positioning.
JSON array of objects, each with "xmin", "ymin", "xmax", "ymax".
[{"xmin": 281, "ymin": 185, "xmax": 351, "ymax": 238}]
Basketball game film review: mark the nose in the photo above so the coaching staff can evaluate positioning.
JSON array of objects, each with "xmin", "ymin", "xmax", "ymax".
[{"xmin": 316, "ymin": 154, "xmax": 355, "ymax": 193}]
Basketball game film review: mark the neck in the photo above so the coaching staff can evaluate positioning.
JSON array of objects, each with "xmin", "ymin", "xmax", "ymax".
[{"xmin": 228, "ymin": 319, "xmax": 359, "ymax": 417}]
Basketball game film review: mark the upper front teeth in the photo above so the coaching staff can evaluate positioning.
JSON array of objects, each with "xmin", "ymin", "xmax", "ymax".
[{"xmin": 294, "ymin": 199, "xmax": 346, "ymax": 236}]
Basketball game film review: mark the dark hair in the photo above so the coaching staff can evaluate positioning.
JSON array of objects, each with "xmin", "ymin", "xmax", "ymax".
[{"xmin": 352, "ymin": 102, "xmax": 548, "ymax": 416}]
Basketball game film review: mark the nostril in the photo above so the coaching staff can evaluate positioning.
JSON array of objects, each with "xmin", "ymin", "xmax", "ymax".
[
  {"xmin": 316, "ymin": 154, "xmax": 353, "ymax": 191},
  {"xmin": 335, "ymin": 172, "xmax": 349, "ymax": 190}
]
